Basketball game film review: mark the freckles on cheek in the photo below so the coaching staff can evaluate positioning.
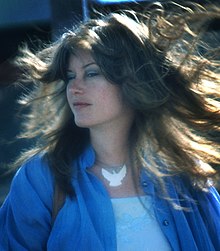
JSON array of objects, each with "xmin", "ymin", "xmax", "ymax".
[
  {"xmin": 99, "ymin": 92, "xmax": 107, "ymax": 100},
  {"xmin": 97, "ymin": 88, "xmax": 109, "ymax": 101},
  {"xmin": 98, "ymin": 92, "xmax": 114, "ymax": 109}
]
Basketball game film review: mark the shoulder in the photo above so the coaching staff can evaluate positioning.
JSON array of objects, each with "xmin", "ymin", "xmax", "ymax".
[
  {"xmin": 165, "ymin": 176, "xmax": 220, "ymax": 245},
  {"xmin": 10, "ymin": 154, "xmax": 54, "ymax": 209},
  {"xmin": 192, "ymin": 184, "xmax": 220, "ymax": 214},
  {"xmin": 15, "ymin": 154, "xmax": 53, "ymax": 183},
  {"xmin": 168, "ymin": 175, "xmax": 220, "ymax": 216},
  {"xmin": 0, "ymin": 154, "xmax": 54, "ymax": 249}
]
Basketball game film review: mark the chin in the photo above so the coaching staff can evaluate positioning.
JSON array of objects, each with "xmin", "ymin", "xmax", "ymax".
[{"xmin": 74, "ymin": 120, "xmax": 92, "ymax": 128}]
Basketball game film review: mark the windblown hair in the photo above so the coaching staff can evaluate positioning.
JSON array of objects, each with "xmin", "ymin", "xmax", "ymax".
[{"xmin": 12, "ymin": 2, "xmax": 220, "ymax": 198}]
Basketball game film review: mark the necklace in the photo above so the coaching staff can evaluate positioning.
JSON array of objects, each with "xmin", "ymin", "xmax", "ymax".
[{"xmin": 101, "ymin": 164, "xmax": 127, "ymax": 187}]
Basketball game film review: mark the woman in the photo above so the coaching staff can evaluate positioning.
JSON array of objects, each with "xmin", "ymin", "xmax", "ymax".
[{"xmin": 0, "ymin": 2, "xmax": 220, "ymax": 250}]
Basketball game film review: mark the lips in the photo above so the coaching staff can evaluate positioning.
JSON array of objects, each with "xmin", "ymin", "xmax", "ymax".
[{"xmin": 73, "ymin": 102, "xmax": 91, "ymax": 108}]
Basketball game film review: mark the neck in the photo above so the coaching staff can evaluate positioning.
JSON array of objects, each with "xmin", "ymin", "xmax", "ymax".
[{"xmin": 90, "ymin": 124, "xmax": 131, "ymax": 166}]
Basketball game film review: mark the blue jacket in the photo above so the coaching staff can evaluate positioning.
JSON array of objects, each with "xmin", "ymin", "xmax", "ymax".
[{"xmin": 0, "ymin": 146, "xmax": 220, "ymax": 250}]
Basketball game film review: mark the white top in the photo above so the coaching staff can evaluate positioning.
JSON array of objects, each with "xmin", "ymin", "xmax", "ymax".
[{"xmin": 111, "ymin": 196, "xmax": 172, "ymax": 251}]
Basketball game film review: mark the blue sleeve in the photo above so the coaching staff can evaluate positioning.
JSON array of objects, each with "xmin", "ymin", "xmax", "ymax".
[
  {"xmin": 0, "ymin": 155, "xmax": 54, "ymax": 251},
  {"xmin": 158, "ymin": 176, "xmax": 220, "ymax": 251},
  {"xmin": 196, "ymin": 186, "xmax": 220, "ymax": 249},
  {"xmin": 179, "ymin": 183, "xmax": 220, "ymax": 250}
]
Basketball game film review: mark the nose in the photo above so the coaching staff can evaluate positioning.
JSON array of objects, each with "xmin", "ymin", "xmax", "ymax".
[{"xmin": 68, "ymin": 78, "xmax": 84, "ymax": 95}]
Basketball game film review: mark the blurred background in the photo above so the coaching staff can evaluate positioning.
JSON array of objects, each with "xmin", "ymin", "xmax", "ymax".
[{"xmin": 0, "ymin": 0, "xmax": 219, "ymax": 205}]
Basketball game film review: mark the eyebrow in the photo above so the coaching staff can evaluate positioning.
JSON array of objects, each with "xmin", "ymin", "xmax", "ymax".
[
  {"xmin": 83, "ymin": 62, "xmax": 96, "ymax": 68},
  {"xmin": 67, "ymin": 62, "xmax": 97, "ymax": 72}
]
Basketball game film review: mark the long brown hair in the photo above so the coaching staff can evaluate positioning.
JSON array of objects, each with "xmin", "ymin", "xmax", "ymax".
[{"xmin": 12, "ymin": 2, "xmax": 220, "ymax": 197}]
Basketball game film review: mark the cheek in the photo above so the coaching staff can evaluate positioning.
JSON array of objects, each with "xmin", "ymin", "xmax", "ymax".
[
  {"xmin": 100, "ymin": 89, "xmax": 125, "ymax": 113},
  {"xmin": 97, "ymin": 88, "xmax": 118, "ymax": 106},
  {"xmin": 66, "ymin": 88, "xmax": 73, "ymax": 109},
  {"xmin": 100, "ymin": 84, "xmax": 122, "ymax": 102}
]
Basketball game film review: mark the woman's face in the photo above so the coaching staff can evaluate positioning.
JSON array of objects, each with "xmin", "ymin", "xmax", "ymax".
[{"xmin": 66, "ymin": 50, "xmax": 134, "ymax": 130}]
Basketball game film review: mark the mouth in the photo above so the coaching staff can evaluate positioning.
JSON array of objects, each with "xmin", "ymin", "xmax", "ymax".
[{"xmin": 73, "ymin": 102, "xmax": 91, "ymax": 108}]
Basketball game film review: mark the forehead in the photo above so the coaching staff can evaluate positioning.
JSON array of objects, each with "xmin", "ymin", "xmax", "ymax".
[{"xmin": 68, "ymin": 50, "xmax": 95, "ymax": 69}]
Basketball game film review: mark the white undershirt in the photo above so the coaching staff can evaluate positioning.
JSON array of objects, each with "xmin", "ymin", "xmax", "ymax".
[{"xmin": 111, "ymin": 196, "xmax": 172, "ymax": 251}]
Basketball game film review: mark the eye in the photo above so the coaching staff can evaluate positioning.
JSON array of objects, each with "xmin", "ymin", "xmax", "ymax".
[{"xmin": 86, "ymin": 70, "xmax": 100, "ymax": 78}]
